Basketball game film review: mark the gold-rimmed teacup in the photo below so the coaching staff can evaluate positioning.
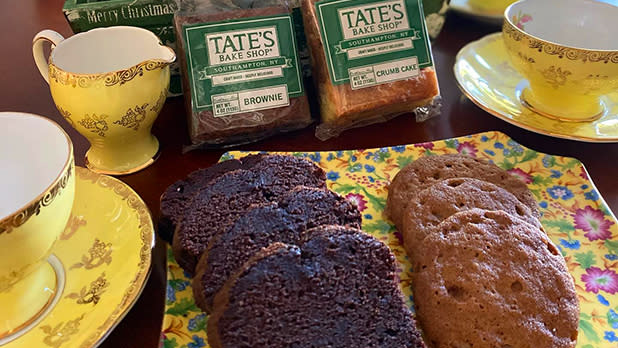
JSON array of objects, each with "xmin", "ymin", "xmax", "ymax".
[
  {"xmin": 503, "ymin": 0, "xmax": 618, "ymax": 122},
  {"xmin": 0, "ymin": 112, "xmax": 75, "ymax": 343},
  {"xmin": 32, "ymin": 26, "xmax": 176, "ymax": 175}
]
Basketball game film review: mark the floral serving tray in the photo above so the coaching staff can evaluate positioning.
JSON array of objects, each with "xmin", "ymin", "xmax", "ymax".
[{"xmin": 161, "ymin": 131, "xmax": 618, "ymax": 347}]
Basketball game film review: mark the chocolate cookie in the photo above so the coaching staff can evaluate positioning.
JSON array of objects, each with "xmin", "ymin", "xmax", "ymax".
[
  {"xmin": 412, "ymin": 209, "xmax": 579, "ymax": 348},
  {"xmin": 208, "ymin": 225, "xmax": 426, "ymax": 348},
  {"xmin": 402, "ymin": 177, "xmax": 542, "ymax": 260},
  {"xmin": 192, "ymin": 186, "xmax": 361, "ymax": 313},
  {"xmin": 172, "ymin": 155, "xmax": 326, "ymax": 274},
  {"xmin": 386, "ymin": 154, "xmax": 539, "ymax": 228},
  {"xmin": 158, "ymin": 154, "xmax": 265, "ymax": 243}
]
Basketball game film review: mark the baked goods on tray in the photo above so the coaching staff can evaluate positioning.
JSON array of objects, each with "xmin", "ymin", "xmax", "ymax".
[
  {"xmin": 161, "ymin": 150, "xmax": 580, "ymax": 347},
  {"xmin": 172, "ymin": 155, "xmax": 326, "ymax": 274},
  {"xmin": 401, "ymin": 177, "xmax": 541, "ymax": 260},
  {"xmin": 161, "ymin": 153, "xmax": 426, "ymax": 347},
  {"xmin": 159, "ymin": 154, "xmax": 265, "ymax": 243},
  {"xmin": 207, "ymin": 225, "xmax": 426, "ymax": 348},
  {"xmin": 412, "ymin": 209, "xmax": 579, "ymax": 347},
  {"xmin": 193, "ymin": 186, "xmax": 362, "ymax": 313},
  {"xmin": 387, "ymin": 153, "xmax": 579, "ymax": 348},
  {"xmin": 385, "ymin": 153, "xmax": 539, "ymax": 228}
]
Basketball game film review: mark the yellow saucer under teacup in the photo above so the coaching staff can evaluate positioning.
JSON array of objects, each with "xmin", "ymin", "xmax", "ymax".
[
  {"xmin": 454, "ymin": 33, "xmax": 618, "ymax": 143},
  {"xmin": 32, "ymin": 26, "xmax": 176, "ymax": 175},
  {"xmin": 3, "ymin": 166, "xmax": 154, "ymax": 347}
]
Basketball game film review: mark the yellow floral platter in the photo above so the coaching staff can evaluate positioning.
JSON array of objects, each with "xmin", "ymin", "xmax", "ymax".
[
  {"xmin": 454, "ymin": 33, "xmax": 618, "ymax": 143},
  {"xmin": 4, "ymin": 166, "xmax": 154, "ymax": 348},
  {"xmin": 161, "ymin": 131, "xmax": 618, "ymax": 348}
]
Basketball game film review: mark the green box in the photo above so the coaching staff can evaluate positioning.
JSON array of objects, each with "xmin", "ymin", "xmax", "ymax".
[{"xmin": 62, "ymin": 0, "xmax": 182, "ymax": 96}]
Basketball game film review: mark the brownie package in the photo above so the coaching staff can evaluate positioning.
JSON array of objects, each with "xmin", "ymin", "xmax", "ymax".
[{"xmin": 174, "ymin": 0, "xmax": 312, "ymax": 148}]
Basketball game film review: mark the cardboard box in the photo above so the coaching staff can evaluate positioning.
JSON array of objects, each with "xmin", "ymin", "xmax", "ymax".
[{"xmin": 63, "ymin": 0, "xmax": 182, "ymax": 96}]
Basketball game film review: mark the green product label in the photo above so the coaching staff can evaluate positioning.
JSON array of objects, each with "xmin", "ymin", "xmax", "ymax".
[
  {"xmin": 182, "ymin": 14, "xmax": 304, "ymax": 117},
  {"xmin": 315, "ymin": 0, "xmax": 432, "ymax": 89}
]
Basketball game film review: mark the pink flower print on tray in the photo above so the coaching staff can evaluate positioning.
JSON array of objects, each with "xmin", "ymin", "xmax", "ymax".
[
  {"xmin": 582, "ymin": 267, "xmax": 618, "ymax": 294},
  {"xmin": 508, "ymin": 168, "xmax": 533, "ymax": 184},
  {"xmin": 345, "ymin": 193, "xmax": 368, "ymax": 212},
  {"xmin": 457, "ymin": 141, "xmax": 478, "ymax": 157},
  {"xmin": 573, "ymin": 206, "xmax": 614, "ymax": 241},
  {"xmin": 414, "ymin": 142, "xmax": 434, "ymax": 150}
]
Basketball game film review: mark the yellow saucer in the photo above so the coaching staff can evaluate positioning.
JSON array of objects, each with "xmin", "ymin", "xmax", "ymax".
[
  {"xmin": 455, "ymin": 33, "xmax": 618, "ymax": 143},
  {"xmin": 3, "ymin": 167, "xmax": 154, "ymax": 347},
  {"xmin": 449, "ymin": 0, "xmax": 505, "ymax": 25}
]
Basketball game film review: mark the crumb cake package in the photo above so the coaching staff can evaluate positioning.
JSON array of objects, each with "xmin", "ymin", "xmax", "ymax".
[
  {"xmin": 302, "ymin": 0, "xmax": 441, "ymax": 140},
  {"xmin": 174, "ymin": 0, "xmax": 312, "ymax": 148}
]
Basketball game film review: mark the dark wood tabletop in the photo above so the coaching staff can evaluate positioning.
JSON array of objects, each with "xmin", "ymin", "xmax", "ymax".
[{"xmin": 2, "ymin": 1, "xmax": 617, "ymax": 347}]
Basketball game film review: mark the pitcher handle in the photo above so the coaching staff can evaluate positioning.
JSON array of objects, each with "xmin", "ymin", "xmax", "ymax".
[{"xmin": 32, "ymin": 30, "xmax": 65, "ymax": 84}]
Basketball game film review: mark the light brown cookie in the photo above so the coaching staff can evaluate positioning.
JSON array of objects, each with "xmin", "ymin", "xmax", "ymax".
[
  {"xmin": 401, "ymin": 177, "xmax": 542, "ymax": 261},
  {"xmin": 385, "ymin": 154, "xmax": 539, "ymax": 229},
  {"xmin": 412, "ymin": 209, "xmax": 579, "ymax": 348}
]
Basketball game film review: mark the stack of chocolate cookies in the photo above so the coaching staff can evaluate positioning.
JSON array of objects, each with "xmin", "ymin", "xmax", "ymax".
[
  {"xmin": 160, "ymin": 154, "xmax": 426, "ymax": 348},
  {"xmin": 386, "ymin": 153, "xmax": 580, "ymax": 347}
]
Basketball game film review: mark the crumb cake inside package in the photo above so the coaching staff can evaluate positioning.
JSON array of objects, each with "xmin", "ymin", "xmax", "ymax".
[
  {"xmin": 302, "ymin": 0, "xmax": 441, "ymax": 140},
  {"xmin": 174, "ymin": 0, "xmax": 312, "ymax": 148}
]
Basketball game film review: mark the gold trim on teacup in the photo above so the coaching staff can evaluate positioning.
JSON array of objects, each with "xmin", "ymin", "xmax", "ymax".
[
  {"xmin": 48, "ymin": 59, "xmax": 171, "ymax": 88},
  {"xmin": 0, "ymin": 164, "xmax": 73, "ymax": 236},
  {"xmin": 541, "ymin": 66, "xmax": 572, "ymax": 89},
  {"xmin": 0, "ymin": 114, "xmax": 74, "ymax": 236},
  {"xmin": 503, "ymin": 20, "xmax": 618, "ymax": 63}
]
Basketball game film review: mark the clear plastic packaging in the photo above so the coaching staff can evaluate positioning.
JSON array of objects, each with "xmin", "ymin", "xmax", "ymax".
[
  {"xmin": 174, "ymin": 0, "xmax": 312, "ymax": 149},
  {"xmin": 301, "ymin": 0, "xmax": 442, "ymax": 140}
]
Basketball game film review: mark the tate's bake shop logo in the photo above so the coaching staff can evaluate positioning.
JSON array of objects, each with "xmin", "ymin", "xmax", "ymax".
[
  {"xmin": 332, "ymin": 0, "xmax": 422, "ymax": 60},
  {"xmin": 182, "ymin": 14, "xmax": 304, "ymax": 117},
  {"xmin": 205, "ymin": 27, "xmax": 280, "ymax": 65},
  {"xmin": 317, "ymin": 0, "xmax": 431, "ymax": 89},
  {"xmin": 338, "ymin": 0, "xmax": 410, "ymax": 39}
]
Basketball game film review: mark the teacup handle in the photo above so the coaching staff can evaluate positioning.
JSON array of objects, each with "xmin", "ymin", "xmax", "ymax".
[{"xmin": 32, "ymin": 30, "xmax": 65, "ymax": 84}]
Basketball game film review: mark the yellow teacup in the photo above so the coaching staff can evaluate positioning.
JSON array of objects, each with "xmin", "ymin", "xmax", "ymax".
[
  {"xmin": 0, "ymin": 112, "xmax": 75, "ymax": 342},
  {"xmin": 32, "ymin": 26, "xmax": 176, "ymax": 175},
  {"xmin": 503, "ymin": 0, "xmax": 618, "ymax": 122}
]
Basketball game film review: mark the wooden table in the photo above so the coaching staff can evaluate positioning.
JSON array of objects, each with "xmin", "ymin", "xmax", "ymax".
[{"xmin": 2, "ymin": 1, "xmax": 617, "ymax": 347}]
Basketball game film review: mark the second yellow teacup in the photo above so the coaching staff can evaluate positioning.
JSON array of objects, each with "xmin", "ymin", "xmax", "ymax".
[
  {"xmin": 32, "ymin": 26, "xmax": 176, "ymax": 175},
  {"xmin": 503, "ymin": 0, "xmax": 618, "ymax": 122}
]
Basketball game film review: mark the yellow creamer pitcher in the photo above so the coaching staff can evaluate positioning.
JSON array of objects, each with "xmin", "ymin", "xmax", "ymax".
[{"xmin": 33, "ymin": 26, "xmax": 176, "ymax": 175}]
